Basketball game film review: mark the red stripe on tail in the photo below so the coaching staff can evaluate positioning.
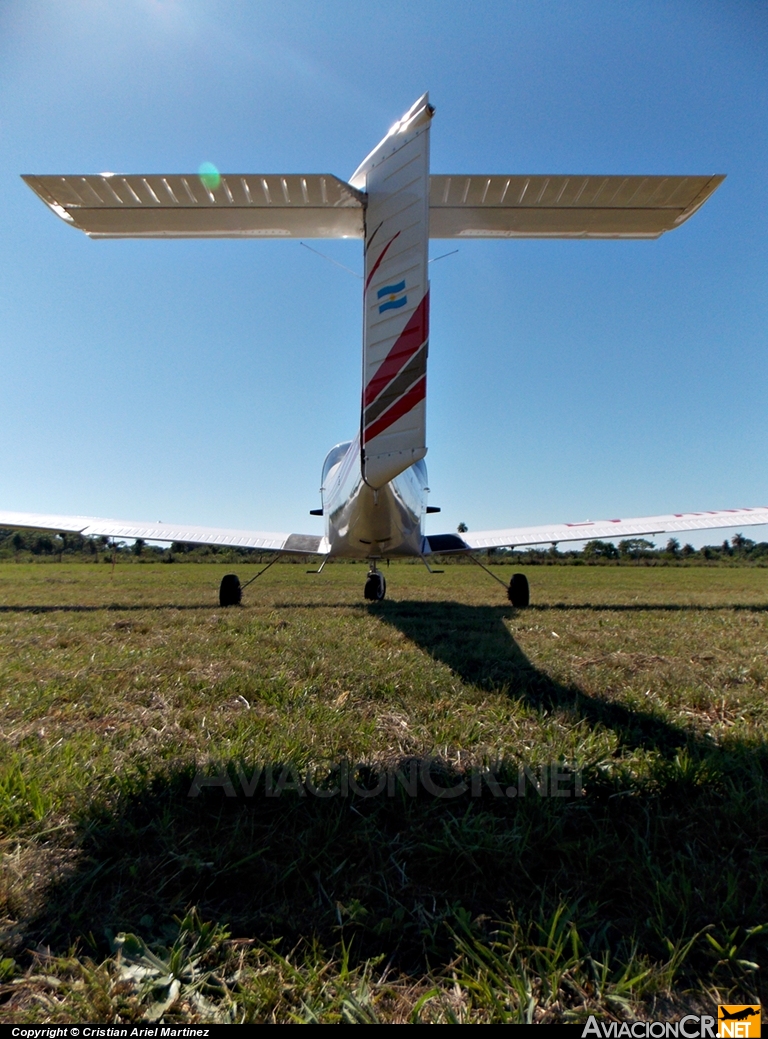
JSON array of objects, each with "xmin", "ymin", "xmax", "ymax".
[
  {"xmin": 363, "ymin": 292, "xmax": 429, "ymax": 409},
  {"xmin": 364, "ymin": 375, "xmax": 426, "ymax": 443},
  {"xmin": 364, "ymin": 231, "xmax": 400, "ymax": 293}
]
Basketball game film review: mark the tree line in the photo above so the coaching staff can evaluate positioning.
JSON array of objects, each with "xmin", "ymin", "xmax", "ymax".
[
  {"xmin": 485, "ymin": 533, "xmax": 768, "ymax": 565},
  {"xmin": 1, "ymin": 528, "xmax": 766, "ymax": 565},
  {"xmin": 0, "ymin": 530, "xmax": 271, "ymax": 563}
]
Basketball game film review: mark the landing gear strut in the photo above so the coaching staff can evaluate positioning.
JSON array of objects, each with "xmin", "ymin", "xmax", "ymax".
[
  {"xmin": 218, "ymin": 555, "xmax": 280, "ymax": 607},
  {"xmin": 465, "ymin": 553, "xmax": 531, "ymax": 607},
  {"xmin": 219, "ymin": 573, "xmax": 242, "ymax": 607},
  {"xmin": 364, "ymin": 566, "xmax": 386, "ymax": 601}
]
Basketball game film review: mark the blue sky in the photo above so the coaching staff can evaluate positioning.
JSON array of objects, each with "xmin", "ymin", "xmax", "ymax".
[{"xmin": 1, "ymin": 0, "xmax": 766, "ymax": 548}]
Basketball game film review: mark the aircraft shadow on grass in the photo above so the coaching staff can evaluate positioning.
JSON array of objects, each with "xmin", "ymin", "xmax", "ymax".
[
  {"xmin": 16, "ymin": 599, "xmax": 768, "ymax": 977},
  {"xmin": 373, "ymin": 599, "xmax": 716, "ymax": 757}
]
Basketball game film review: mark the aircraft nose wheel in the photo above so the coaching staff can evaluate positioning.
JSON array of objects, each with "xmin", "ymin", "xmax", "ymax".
[
  {"xmin": 364, "ymin": 569, "xmax": 387, "ymax": 601},
  {"xmin": 219, "ymin": 573, "xmax": 242, "ymax": 607},
  {"xmin": 507, "ymin": 572, "xmax": 530, "ymax": 608}
]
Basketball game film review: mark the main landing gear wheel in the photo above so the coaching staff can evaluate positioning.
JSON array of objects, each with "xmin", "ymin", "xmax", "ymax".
[
  {"xmin": 219, "ymin": 573, "xmax": 242, "ymax": 607},
  {"xmin": 507, "ymin": 573, "xmax": 530, "ymax": 608},
  {"xmin": 364, "ymin": 570, "xmax": 387, "ymax": 601}
]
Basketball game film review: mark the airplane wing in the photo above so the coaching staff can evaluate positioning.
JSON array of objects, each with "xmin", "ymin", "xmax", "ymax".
[
  {"xmin": 428, "ymin": 174, "xmax": 725, "ymax": 239},
  {"xmin": 22, "ymin": 174, "xmax": 365, "ymax": 239},
  {"xmin": 426, "ymin": 506, "xmax": 768, "ymax": 553},
  {"xmin": 0, "ymin": 511, "xmax": 329, "ymax": 554}
]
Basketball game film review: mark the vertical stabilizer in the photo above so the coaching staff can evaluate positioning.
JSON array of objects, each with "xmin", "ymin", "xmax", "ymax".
[{"xmin": 350, "ymin": 95, "xmax": 433, "ymax": 489}]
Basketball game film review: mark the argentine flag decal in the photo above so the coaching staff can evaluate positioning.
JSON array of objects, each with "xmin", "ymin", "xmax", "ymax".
[{"xmin": 377, "ymin": 280, "xmax": 407, "ymax": 313}]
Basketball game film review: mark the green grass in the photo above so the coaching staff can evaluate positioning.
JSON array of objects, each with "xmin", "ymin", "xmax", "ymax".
[{"xmin": 0, "ymin": 562, "xmax": 766, "ymax": 1023}]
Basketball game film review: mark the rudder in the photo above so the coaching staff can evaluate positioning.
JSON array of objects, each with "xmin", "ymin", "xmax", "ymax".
[{"xmin": 350, "ymin": 95, "xmax": 433, "ymax": 489}]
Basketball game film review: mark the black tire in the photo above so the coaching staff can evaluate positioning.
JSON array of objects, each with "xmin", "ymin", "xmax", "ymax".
[
  {"xmin": 364, "ymin": 572, "xmax": 386, "ymax": 601},
  {"xmin": 219, "ymin": 573, "xmax": 242, "ymax": 607},
  {"xmin": 508, "ymin": 572, "xmax": 529, "ymax": 608}
]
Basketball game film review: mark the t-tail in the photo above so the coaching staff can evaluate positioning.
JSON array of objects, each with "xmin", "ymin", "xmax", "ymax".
[{"xmin": 350, "ymin": 94, "xmax": 433, "ymax": 490}]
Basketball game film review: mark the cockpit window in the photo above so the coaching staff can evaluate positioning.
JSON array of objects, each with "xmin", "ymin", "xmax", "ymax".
[{"xmin": 321, "ymin": 442, "xmax": 353, "ymax": 485}]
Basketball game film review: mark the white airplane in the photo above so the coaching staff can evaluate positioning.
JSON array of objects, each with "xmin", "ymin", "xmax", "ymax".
[{"xmin": 5, "ymin": 94, "xmax": 768, "ymax": 606}]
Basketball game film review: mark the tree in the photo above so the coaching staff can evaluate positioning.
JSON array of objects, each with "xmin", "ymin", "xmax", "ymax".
[
  {"xmin": 681, "ymin": 543, "xmax": 696, "ymax": 558},
  {"xmin": 731, "ymin": 533, "xmax": 754, "ymax": 556},
  {"xmin": 132, "ymin": 538, "xmax": 145, "ymax": 556},
  {"xmin": 583, "ymin": 540, "xmax": 619, "ymax": 560},
  {"xmin": 618, "ymin": 538, "xmax": 655, "ymax": 560},
  {"xmin": 457, "ymin": 522, "xmax": 468, "ymax": 533},
  {"xmin": 665, "ymin": 538, "xmax": 681, "ymax": 557}
]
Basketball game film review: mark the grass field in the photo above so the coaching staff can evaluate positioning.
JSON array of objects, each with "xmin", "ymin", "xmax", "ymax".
[{"xmin": 0, "ymin": 561, "xmax": 766, "ymax": 1023}]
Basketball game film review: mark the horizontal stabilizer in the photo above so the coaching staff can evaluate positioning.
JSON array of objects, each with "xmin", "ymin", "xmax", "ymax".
[
  {"xmin": 0, "ymin": 510, "xmax": 330, "ymax": 554},
  {"xmin": 428, "ymin": 506, "xmax": 768, "ymax": 553},
  {"xmin": 428, "ymin": 174, "xmax": 724, "ymax": 239},
  {"xmin": 24, "ymin": 173, "xmax": 723, "ymax": 241},
  {"xmin": 22, "ymin": 174, "xmax": 364, "ymax": 239}
]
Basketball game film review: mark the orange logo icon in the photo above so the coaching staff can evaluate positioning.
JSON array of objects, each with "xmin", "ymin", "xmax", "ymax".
[{"xmin": 717, "ymin": 1005, "xmax": 761, "ymax": 1039}]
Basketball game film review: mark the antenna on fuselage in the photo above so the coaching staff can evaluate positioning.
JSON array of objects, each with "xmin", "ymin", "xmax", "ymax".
[
  {"xmin": 429, "ymin": 249, "xmax": 459, "ymax": 264},
  {"xmin": 299, "ymin": 241, "xmax": 362, "ymax": 279},
  {"xmin": 297, "ymin": 242, "xmax": 457, "ymax": 279}
]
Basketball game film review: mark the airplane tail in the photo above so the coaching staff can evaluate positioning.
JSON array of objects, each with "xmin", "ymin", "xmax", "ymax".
[{"xmin": 350, "ymin": 95, "xmax": 432, "ymax": 489}]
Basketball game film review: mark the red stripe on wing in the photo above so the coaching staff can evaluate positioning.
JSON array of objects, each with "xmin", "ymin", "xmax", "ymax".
[
  {"xmin": 363, "ymin": 292, "xmax": 429, "ymax": 409},
  {"xmin": 364, "ymin": 375, "xmax": 426, "ymax": 443}
]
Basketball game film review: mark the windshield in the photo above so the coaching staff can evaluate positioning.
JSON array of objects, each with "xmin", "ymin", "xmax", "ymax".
[{"xmin": 321, "ymin": 441, "xmax": 353, "ymax": 486}]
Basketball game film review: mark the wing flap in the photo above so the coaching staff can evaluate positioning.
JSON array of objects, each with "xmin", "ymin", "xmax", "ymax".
[
  {"xmin": 429, "ymin": 507, "xmax": 768, "ymax": 552},
  {"xmin": 0, "ymin": 511, "xmax": 329, "ymax": 554},
  {"xmin": 428, "ymin": 174, "xmax": 725, "ymax": 239},
  {"xmin": 23, "ymin": 174, "xmax": 365, "ymax": 239}
]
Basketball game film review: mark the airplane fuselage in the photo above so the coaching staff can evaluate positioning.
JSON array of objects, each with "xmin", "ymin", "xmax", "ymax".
[{"xmin": 322, "ymin": 436, "xmax": 428, "ymax": 559}]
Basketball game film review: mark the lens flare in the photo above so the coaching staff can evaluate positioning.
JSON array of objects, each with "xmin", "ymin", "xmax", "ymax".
[{"xmin": 198, "ymin": 162, "xmax": 221, "ymax": 191}]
